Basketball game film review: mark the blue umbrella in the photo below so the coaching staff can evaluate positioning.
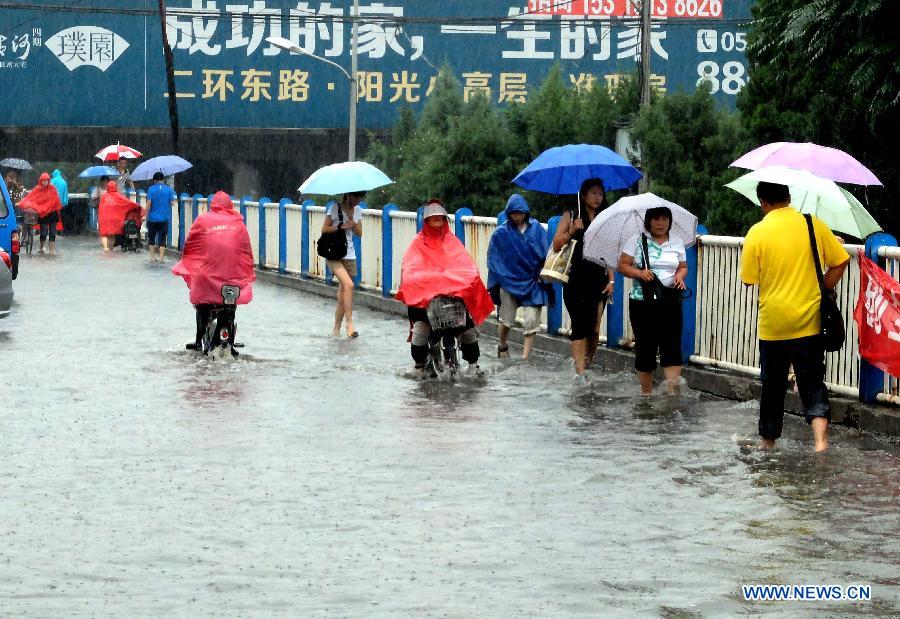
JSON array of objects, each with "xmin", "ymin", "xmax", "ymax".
[
  {"xmin": 512, "ymin": 144, "xmax": 642, "ymax": 194},
  {"xmin": 78, "ymin": 165, "xmax": 119, "ymax": 178},
  {"xmin": 130, "ymin": 155, "xmax": 193, "ymax": 181},
  {"xmin": 298, "ymin": 161, "xmax": 393, "ymax": 195}
]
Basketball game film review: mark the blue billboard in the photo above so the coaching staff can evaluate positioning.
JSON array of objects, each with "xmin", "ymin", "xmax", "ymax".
[{"xmin": 0, "ymin": 0, "xmax": 752, "ymax": 129}]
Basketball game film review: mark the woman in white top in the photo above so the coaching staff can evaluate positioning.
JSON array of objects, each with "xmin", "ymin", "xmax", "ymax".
[
  {"xmin": 322, "ymin": 191, "xmax": 364, "ymax": 338},
  {"xmin": 617, "ymin": 206, "xmax": 688, "ymax": 395}
]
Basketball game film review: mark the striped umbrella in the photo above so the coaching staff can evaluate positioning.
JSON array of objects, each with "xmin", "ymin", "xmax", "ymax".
[{"xmin": 95, "ymin": 143, "xmax": 142, "ymax": 162}]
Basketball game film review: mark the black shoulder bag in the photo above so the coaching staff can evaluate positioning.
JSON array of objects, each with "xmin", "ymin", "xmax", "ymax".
[
  {"xmin": 804, "ymin": 215, "xmax": 845, "ymax": 352},
  {"xmin": 639, "ymin": 234, "xmax": 684, "ymax": 303},
  {"xmin": 317, "ymin": 206, "xmax": 348, "ymax": 260}
]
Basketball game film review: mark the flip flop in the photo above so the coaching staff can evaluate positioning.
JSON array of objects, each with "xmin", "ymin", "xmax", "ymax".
[{"xmin": 348, "ymin": 331, "xmax": 359, "ymax": 339}]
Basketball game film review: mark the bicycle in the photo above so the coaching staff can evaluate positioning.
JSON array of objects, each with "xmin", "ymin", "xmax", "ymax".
[{"xmin": 19, "ymin": 209, "xmax": 38, "ymax": 256}]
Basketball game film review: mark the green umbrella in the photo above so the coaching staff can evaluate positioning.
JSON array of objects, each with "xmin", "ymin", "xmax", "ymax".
[{"xmin": 725, "ymin": 166, "xmax": 882, "ymax": 239}]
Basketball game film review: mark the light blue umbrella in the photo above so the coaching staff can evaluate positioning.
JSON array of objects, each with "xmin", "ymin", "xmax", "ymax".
[
  {"xmin": 512, "ymin": 144, "xmax": 642, "ymax": 195},
  {"xmin": 298, "ymin": 161, "xmax": 393, "ymax": 195},
  {"xmin": 130, "ymin": 155, "xmax": 193, "ymax": 181},
  {"xmin": 78, "ymin": 165, "xmax": 118, "ymax": 178}
]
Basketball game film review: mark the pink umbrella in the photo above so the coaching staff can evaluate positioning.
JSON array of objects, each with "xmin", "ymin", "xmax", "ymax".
[
  {"xmin": 730, "ymin": 141, "xmax": 882, "ymax": 186},
  {"xmin": 95, "ymin": 143, "xmax": 143, "ymax": 162}
]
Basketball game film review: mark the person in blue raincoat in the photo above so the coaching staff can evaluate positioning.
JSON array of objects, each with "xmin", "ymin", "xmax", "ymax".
[
  {"xmin": 487, "ymin": 194, "xmax": 550, "ymax": 359},
  {"xmin": 50, "ymin": 169, "xmax": 68, "ymax": 208}
]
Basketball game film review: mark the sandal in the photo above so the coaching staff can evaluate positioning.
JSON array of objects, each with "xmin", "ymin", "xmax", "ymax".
[{"xmin": 498, "ymin": 344, "xmax": 510, "ymax": 358}]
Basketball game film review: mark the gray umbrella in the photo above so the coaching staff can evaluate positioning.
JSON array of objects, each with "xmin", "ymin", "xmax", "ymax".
[{"xmin": 0, "ymin": 157, "xmax": 33, "ymax": 170}]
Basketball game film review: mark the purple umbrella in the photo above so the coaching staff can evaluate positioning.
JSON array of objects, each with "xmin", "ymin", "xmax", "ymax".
[{"xmin": 730, "ymin": 142, "xmax": 882, "ymax": 186}]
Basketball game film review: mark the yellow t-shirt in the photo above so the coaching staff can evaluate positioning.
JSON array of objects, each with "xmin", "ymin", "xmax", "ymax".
[{"xmin": 740, "ymin": 208, "xmax": 850, "ymax": 341}]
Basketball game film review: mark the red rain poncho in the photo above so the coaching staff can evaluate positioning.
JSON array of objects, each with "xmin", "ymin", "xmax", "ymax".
[
  {"xmin": 18, "ymin": 172, "xmax": 62, "ymax": 218},
  {"xmin": 98, "ymin": 181, "xmax": 141, "ymax": 235},
  {"xmin": 172, "ymin": 191, "xmax": 255, "ymax": 306},
  {"xmin": 395, "ymin": 217, "xmax": 494, "ymax": 325}
]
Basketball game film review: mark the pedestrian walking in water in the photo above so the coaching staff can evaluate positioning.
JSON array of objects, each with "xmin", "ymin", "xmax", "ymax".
[
  {"xmin": 618, "ymin": 206, "xmax": 688, "ymax": 395},
  {"xmin": 18, "ymin": 172, "xmax": 62, "ymax": 256},
  {"xmin": 740, "ymin": 181, "xmax": 849, "ymax": 452},
  {"xmin": 115, "ymin": 157, "xmax": 135, "ymax": 195},
  {"xmin": 51, "ymin": 169, "xmax": 68, "ymax": 235},
  {"xmin": 552, "ymin": 178, "xmax": 615, "ymax": 381},
  {"xmin": 144, "ymin": 172, "xmax": 176, "ymax": 262},
  {"xmin": 322, "ymin": 191, "xmax": 364, "ymax": 338},
  {"xmin": 487, "ymin": 193, "xmax": 550, "ymax": 359}
]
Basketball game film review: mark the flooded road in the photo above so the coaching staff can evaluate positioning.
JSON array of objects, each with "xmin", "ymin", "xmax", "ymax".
[{"xmin": 2, "ymin": 237, "xmax": 899, "ymax": 617}]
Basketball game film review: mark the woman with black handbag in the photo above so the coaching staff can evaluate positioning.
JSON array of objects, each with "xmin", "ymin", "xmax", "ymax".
[
  {"xmin": 618, "ymin": 206, "xmax": 688, "ymax": 396},
  {"xmin": 321, "ymin": 191, "xmax": 364, "ymax": 338}
]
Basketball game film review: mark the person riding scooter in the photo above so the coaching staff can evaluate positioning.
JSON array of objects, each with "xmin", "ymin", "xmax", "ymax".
[
  {"xmin": 395, "ymin": 200, "xmax": 494, "ymax": 377},
  {"xmin": 172, "ymin": 191, "xmax": 255, "ymax": 354}
]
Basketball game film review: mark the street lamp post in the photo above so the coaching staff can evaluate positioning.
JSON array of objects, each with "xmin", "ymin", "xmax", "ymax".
[{"xmin": 266, "ymin": 0, "xmax": 360, "ymax": 161}]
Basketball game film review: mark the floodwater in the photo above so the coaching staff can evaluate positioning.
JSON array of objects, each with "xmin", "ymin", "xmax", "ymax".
[{"xmin": 2, "ymin": 237, "xmax": 898, "ymax": 617}]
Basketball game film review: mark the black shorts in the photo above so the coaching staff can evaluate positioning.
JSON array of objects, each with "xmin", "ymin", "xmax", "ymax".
[
  {"xmin": 563, "ymin": 265, "xmax": 609, "ymax": 341},
  {"xmin": 147, "ymin": 220, "xmax": 168, "ymax": 246},
  {"xmin": 629, "ymin": 298, "xmax": 683, "ymax": 372}
]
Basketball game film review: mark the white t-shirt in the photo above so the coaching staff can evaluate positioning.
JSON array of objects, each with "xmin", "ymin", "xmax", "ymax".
[
  {"xmin": 623, "ymin": 233, "xmax": 687, "ymax": 299},
  {"xmin": 327, "ymin": 203, "xmax": 362, "ymax": 260}
]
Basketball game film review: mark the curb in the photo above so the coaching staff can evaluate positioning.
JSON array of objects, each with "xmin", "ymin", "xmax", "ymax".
[{"xmin": 230, "ymin": 267, "xmax": 900, "ymax": 442}]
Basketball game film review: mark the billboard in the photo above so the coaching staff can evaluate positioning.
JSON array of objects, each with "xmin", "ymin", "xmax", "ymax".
[{"xmin": 0, "ymin": 0, "xmax": 753, "ymax": 130}]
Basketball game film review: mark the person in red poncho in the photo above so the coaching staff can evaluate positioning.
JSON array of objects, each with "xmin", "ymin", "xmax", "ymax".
[
  {"xmin": 18, "ymin": 172, "xmax": 62, "ymax": 255},
  {"xmin": 97, "ymin": 181, "xmax": 141, "ymax": 252},
  {"xmin": 172, "ymin": 191, "xmax": 255, "ymax": 350},
  {"xmin": 396, "ymin": 199, "xmax": 494, "ymax": 376}
]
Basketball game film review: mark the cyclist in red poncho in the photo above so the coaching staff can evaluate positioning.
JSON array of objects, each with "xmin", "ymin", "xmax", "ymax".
[
  {"xmin": 18, "ymin": 172, "xmax": 62, "ymax": 255},
  {"xmin": 396, "ymin": 200, "xmax": 494, "ymax": 377},
  {"xmin": 97, "ymin": 181, "xmax": 141, "ymax": 252},
  {"xmin": 172, "ymin": 191, "xmax": 256, "ymax": 349}
]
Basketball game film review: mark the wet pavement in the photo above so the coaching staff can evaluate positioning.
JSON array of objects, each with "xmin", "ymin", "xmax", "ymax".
[{"xmin": 2, "ymin": 237, "xmax": 899, "ymax": 617}]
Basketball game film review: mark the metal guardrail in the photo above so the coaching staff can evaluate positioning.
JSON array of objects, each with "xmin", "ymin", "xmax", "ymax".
[{"xmin": 84, "ymin": 189, "xmax": 900, "ymax": 404}]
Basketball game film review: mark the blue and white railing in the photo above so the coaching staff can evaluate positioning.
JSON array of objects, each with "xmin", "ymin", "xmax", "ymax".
[{"xmin": 85, "ymin": 188, "xmax": 900, "ymax": 405}]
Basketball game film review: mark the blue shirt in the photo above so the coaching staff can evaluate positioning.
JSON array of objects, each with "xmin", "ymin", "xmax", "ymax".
[{"xmin": 146, "ymin": 183, "xmax": 176, "ymax": 222}]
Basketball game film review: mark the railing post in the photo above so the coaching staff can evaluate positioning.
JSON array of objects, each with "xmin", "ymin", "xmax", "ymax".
[
  {"xmin": 416, "ymin": 205, "xmax": 423, "ymax": 232},
  {"xmin": 546, "ymin": 215, "xmax": 563, "ymax": 336},
  {"xmin": 681, "ymin": 223, "xmax": 707, "ymax": 363},
  {"xmin": 257, "ymin": 197, "xmax": 270, "ymax": 268},
  {"xmin": 278, "ymin": 197, "xmax": 290, "ymax": 274},
  {"xmin": 381, "ymin": 203, "xmax": 398, "ymax": 297},
  {"xmin": 454, "ymin": 207, "xmax": 473, "ymax": 244},
  {"xmin": 167, "ymin": 197, "xmax": 174, "ymax": 248},
  {"xmin": 300, "ymin": 199, "xmax": 312, "ymax": 278},
  {"xmin": 606, "ymin": 271, "xmax": 625, "ymax": 348},
  {"xmin": 352, "ymin": 201, "xmax": 364, "ymax": 287},
  {"xmin": 239, "ymin": 195, "xmax": 250, "ymax": 224},
  {"xmin": 137, "ymin": 190, "xmax": 146, "ymax": 212},
  {"xmin": 178, "ymin": 193, "xmax": 189, "ymax": 249},
  {"xmin": 860, "ymin": 232, "xmax": 899, "ymax": 402},
  {"xmin": 192, "ymin": 193, "xmax": 202, "ymax": 223}
]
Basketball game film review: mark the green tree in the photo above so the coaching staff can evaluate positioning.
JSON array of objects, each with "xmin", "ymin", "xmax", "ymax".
[
  {"xmin": 525, "ymin": 65, "xmax": 578, "ymax": 156},
  {"xmin": 738, "ymin": 0, "xmax": 899, "ymax": 236},
  {"xmin": 632, "ymin": 84, "xmax": 753, "ymax": 233}
]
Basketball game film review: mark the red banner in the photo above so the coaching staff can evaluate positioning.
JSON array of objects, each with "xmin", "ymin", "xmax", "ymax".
[
  {"xmin": 854, "ymin": 251, "xmax": 900, "ymax": 377},
  {"xmin": 527, "ymin": 0, "xmax": 725, "ymax": 18}
]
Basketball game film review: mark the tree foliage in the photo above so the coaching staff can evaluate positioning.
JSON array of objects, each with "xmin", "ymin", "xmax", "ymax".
[{"xmin": 739, "ymin": 0, "xmax": 900, "ymax": 237}]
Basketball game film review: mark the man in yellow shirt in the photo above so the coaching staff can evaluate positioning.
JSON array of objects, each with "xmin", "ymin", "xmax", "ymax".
[{"xmin": 741, "ymin": 181, "xmax": 850, "ymax": 452}]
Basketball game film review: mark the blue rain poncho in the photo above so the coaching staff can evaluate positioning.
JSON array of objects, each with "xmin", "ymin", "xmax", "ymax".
[
  {"xmin": 487, "ymin": 194, "xmax": 550, "ymax": 307},
  {"xmin": 51, "ymin": 169, "xmax": 68, "ymax": 207}
]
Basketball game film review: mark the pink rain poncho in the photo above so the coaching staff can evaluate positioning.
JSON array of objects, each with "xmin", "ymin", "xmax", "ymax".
[{"xmin": 172, "ymin": 191, "xmax": 256, "ymax": 305}]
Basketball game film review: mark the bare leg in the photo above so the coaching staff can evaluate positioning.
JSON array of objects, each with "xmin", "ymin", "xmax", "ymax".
[
  {"xmin": 48, "ymin": 241, "xmax": 56, "ymax": 255},
  {"xmin": 498, "ymin": 324, "xmax": 510, "ymax": 357},
  {"xmin": 523, "ymin": 333, "xmax": 535, "ymax": 359},
  {"xmin": 637, "ymin": 370, "xmax": 653, "ymax": 395},
  {"xmin": 663, "ymin": 365, "xmax": 683, "ymax": 394},
  {"xmin": 811, "ymin": 417, "xmax": 829, "ymax": 452},
  {"xmin": 759, "ymin": 438, "xmax": 776, "ymax": 450},
  {"xmin": 571, "ymin": 338, "xmax": 587, "ymax": 375},
  {"xmin": 331, "ymin": 265, "xmax": 355, "ymax": 336},
  {"xmin": 101, "ymin": 236, "xmax": 110, "ymax": 252},
  {"xmin": 158, "ymin": 245, "xmax": 166, "ymax": 261},
  {"xmin": 585, "ymin": 301, "xmax": 606, "ymax": 369},
  {"xmin": 149, "ymin": 244, "xmax": 157, "ymax": 260}
]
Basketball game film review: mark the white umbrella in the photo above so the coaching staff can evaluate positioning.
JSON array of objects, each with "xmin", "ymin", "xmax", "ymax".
[
  {"xmin": 298, "ymin": 161, "xmax": 392, "ymax": 195},
  {"xmin": 582, "ymin": 193, "xmax": 699, "ymax": 269}
]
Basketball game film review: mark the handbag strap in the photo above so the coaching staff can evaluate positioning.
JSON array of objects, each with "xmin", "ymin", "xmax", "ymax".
[
  {"xmin": 641, "ymin": 233, "xmax": 651, "ymax": 270},
  {"xmin": 803, "ymin": 214, "xmax": 827, "ymax": 298}
]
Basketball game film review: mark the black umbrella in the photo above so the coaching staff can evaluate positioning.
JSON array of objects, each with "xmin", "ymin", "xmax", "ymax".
[{"xmin": 0, "ymin": 157, "xmax": 33, "ymax": 170}]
